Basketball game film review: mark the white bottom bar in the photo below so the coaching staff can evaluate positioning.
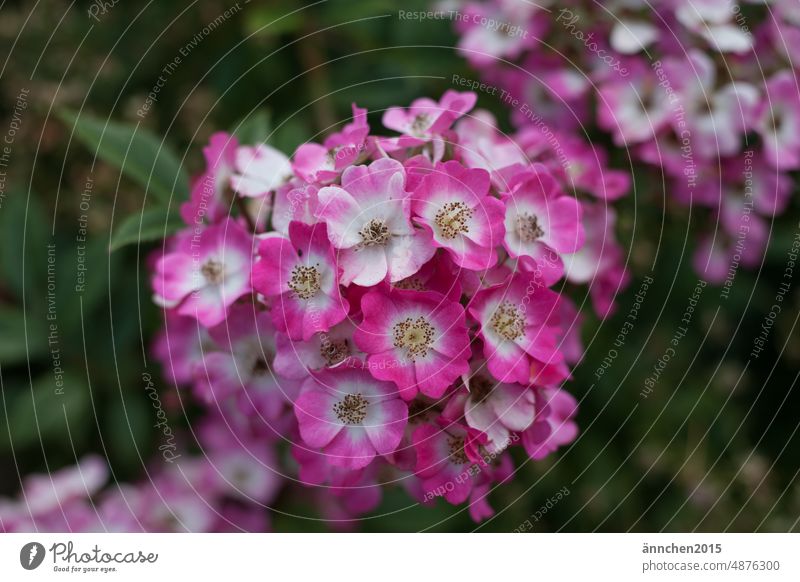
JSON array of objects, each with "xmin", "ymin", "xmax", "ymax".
[{"xmin": 0, "ymin": 533, "xmax": 797, "ymax": 580}]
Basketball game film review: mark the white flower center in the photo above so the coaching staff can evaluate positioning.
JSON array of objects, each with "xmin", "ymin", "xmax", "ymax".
[
  {"xmin": 393, "ymin": 316, "xmax": 435, "ymax": 361},
  {"xmin": 515, "ymin": 212, "xmax": 544, "ymax": 242},
  {"xmin": 333, "ymin": 393, "xmax": 368, "ymax": 424},
  {"xmin": 289, "ymin": 264, "xmax": 321, "ymax": 300},
  {"xmin": 435, "ymin": 201, "xmax": 473, "ymax": 239},
  {"xmin": 358, "ymin": 219, "xmax": 391, "ymax": 247},
  {"xmin": 320, "ymin": 339, "xmax": 350, "ymax": 366},
  {"xmin": 201, "ymin": 259, "xmax": 224, "ymax": 285},
  {"xmin": 490, "ymin": 301, "xmax": 525, "ymax": 341}
]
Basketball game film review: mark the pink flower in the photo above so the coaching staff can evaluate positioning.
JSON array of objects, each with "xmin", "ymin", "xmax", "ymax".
[
  {"xmin": 354, "ymin": 287, "xmax": 471, "ymax": 401},
  {"xmin": 200, "ymin": 421, "xmax": 282, "ymax": 504},
  {"xmin": 754, "ymin": 71, "xmax": 800, "ymax": 170},
  {"xmin": 21, "ymin": 455, "xmax": 107, "ymax": 517},
  {"xmin": 662, "ymin": 51, "xmax": 758, "ymax": 159},
  {"xmin": 273, "ymin": 321, "xmax": 362, "ymax": 380},
  {"xmin": 193, "ymin": 305, "xmax": 296, "ymax": 420},
  {"xmin": 597, "ymin": 62, "xmax": 672, "ymax": 145},
  {"xmin": 180, "ymin": 132, "xmax": 237, "ymax": 225},
  {"xmin": 152, "ymin": 311, "xmax": 213, "ymax": 386},
  {"xmin": 390, "ymin": 252, "xmax": 464, "ymax": 303},
  {"xmin": 382, "ymin": 90, "xmax": 477, "ymax": 160},
  {"xmin": 152, "ymin": 219, "xmax": 253, "ymax": 327},
  {"xmin": 316, "ymin": 158, "xmax": 435, "ymax": 285},
  {"xmin": 675, "ymin": 0, "xmax": 753, "ymax": 53},
  {"xmin": 452, "ymin": 366, "xmax": 536, "ymax": 454},
  {"xmin": 533, "ymin": 132, "xmax": 629, "ymax": 200},
  {"xmin": 294, "ymin": 367, "xmax": 408, "ymax": 469},
  {"xmin": 502, "ymin": 167, "xmax": 584, "ymax": 283},
  {"xmin": 469, "ymin": 273, "xmax": 563, "ymax": 385},
  {"xmin": 293, "ymin": 104, "xmax": 370, "ymax": 183},
  {"xmin": 454, "ymin": 110, "xmax": 528, "ymax": 187},
  {"xmin": 411, "ymin": 421, "xmax": 487, "ymax": 505},
  {"xmin": 456, "ymin": 1, "xmax": 540, "ymax": 66},
  {"xmin": 231, "ymin": 143, "xmax": 292, "ymax": 198},
  {"xmin": 271, "ymin": 181, "xmax": 320, "ymax": 235},
  {"xmin": 252, "ymin": 221, "xmax": 349, "ymax": 341},
  {"xmin": 411, "ymin": 160, "xmax": 505, "ymax": 270},
  {"xmin": 522, "ymin": 387, "xmax": 579, "ymax": 460},
  {"xmin": 563, "ymin": 202, "xmax": 629, "ymax": 318},
  {"xmin": 383, "ymin": 90, "xmax": 476, "ymax": 144}
]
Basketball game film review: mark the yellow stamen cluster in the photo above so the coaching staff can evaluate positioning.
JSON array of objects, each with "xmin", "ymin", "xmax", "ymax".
[
  {"xmin": 333, "ymin": 393, "xmax": 368, "ymax": 424},
  {"xmin": 392, "ymin": 316, "xmax": 436, "ymax": 361}
]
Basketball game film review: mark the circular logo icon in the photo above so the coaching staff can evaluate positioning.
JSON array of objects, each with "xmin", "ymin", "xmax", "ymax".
[{"xmin": 20, "ymin": 542, "xmax": 46, "ymax": 570}]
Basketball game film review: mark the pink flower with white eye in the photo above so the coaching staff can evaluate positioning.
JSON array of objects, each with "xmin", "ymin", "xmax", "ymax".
[
  {"xmin": 753, "ymin": 71, "xmax": 800, "ymax": 170},
  {"xmin": 316, "ymin": 158, "xmax": 435, "ymax": 286},
  {"xmin": 293, "ymin": 105, "xmax": 370, "ymax": 184},
  {"xmin": 502, "ymin": 168, "xmax": 584, "ymax": 283},
  {"xmin": 502, "ymin": 54, "xmax": 591, "ymax": 130},
  {"xmin": 723, "ymin": 154, "xmax": 792, "ymax": 217},
  {"xmin": 200, "ymin": 421, "xmax": 282, "ymax": 504},
  {"xmin": 411, "ymin": 421, "xmax": 488, "ymax": 505},
  {"xmin": 469, "ymin": 273, "xmax": 563, "ymax": 385},
  {"xmin": 273, "ymin": 320, "xmax": 362, "ymax": 380},
  {"xmin": 138, "ymin": 462, "xmax": 219, "ymax": 532},
  {"xmin": 454, "ymin": 366, "xmax": 536, "ymax": 455},
  {"xmin": 662, "ymin": 51, "xmax": 758, "ymax": 159},
  {"xmin": 556, "ymin": 296, "xmax": 584, "ymax": 365},
  {"xmin": 214, "ymin": 502, "xmax": 270, "ymax": 533},
  {"xmin": 391, "ymin": 252, "xmax": 463, "ymax": 303},
  {"xmin": 152, "ymin": 311, "xmax": 214, "ymax": 386},
  {"xmin": 675, "ymin": 0, "xmax": 753, "ymax": 53},
  {"xmin": 609, "ymin": 19, "xmax": 659, "ymax": 54},
  {"xmin": 252, "ymin": 221, "xmax": 349, "ymax": 341},
  {"xmin": 294, "ymin": 367, "xmax": 408, "ymax": 470},
  {"xmin": 692, "ymin": 232, "xmax": 731, "ymax": 284},
  {"xmin": 231, "ymin": 143, "xmax": 292, "ymax": 198},
  {"xmin": 181, "ymin": 132, "xmax": 237, "ymax": 225},
  {"xmin": 522, "ymin": 387, "xmax": 578, "ymax": 460},
  {"xmin": 271, "ymin": 181, "xmax": 319, "ymax": 235},
  {"xmin": 563, "ymin": 201, "xmax": 630, "ymax": 317},
  {"xmin": 22, "ymin": 455, "xmax": 108, "ymax": 517},
  {"xmin": 354, "ymin": 287, "xmax": 471, "ymax": 401},
  {"xmin": 193, "ymin": 305, "xmax": 298, "ymax": 421},
  {"xmin": 467, "ymin": 453, "xmax": 513, "ymax": 523},
  {"xmin": 770, "ymin": 0, "xmax": 800, "ymax": 63},
  {"xmin": 597, "ymin": 61, "xmax": 672, "ymax": 145},
  {"xmin": 564, "ymin": 201, "xmax": 620, "ymax": 283},
  {"xmin": 456, "ymin": 1, "xmax": 540, "ymax": 66},
  {"xmin": 694, "ymin": 211, "xmax": 768, "ymax": 284},
  {"xmin": 411, "ymin": 161, "xmax": 505, "ymax": 271},
  {"xmin": 292, "ymin": 445, "xmax": 385, "ymax": 525},
  {"xmin": 291, "ymin": 445, "xmax": 384, "ymax": 523},
  {"xmin": 152, "ymin": 219, "xmax": 253, "ymax": 327},
  {"xmin": 529, "ymin": 131, "xmax": 629, "ymax": 201},
  {"xmin": 454, "ymin": 110, "xmax": 528, "ymax": 188},
  {"xmin": 382, "ymin": 90, "xmax": 477, "ymax": 160}
]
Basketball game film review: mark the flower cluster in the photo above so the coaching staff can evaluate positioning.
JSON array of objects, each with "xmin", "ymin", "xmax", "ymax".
[
  {"xmin": 451, "ymin": 0, "xmax": 799, "ymax": 282},
  {"xmin": 3, "ymin": 90, "xmax": 627, "ymax": 531}
]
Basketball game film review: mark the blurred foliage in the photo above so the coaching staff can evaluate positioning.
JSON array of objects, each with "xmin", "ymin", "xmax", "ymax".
[{"xmin": 0, "ymin": 0, "xmax": 797, "ymax": 532}]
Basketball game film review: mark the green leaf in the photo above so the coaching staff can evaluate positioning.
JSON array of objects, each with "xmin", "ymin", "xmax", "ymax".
[
  {"xmin": 109, "ymin": 206, "xmax": 184, "ymax": 252},
  {"xmin": 0, "ymin": 187, "xmax": 49, "ymax": 300},
  {"xmin": 244, "ymin": 2, "xmax": 304, "ymax": 38},
  {"xmin": 272, "ymin": 115, "xmax": 310, "ymax": 154},
  {"xmin": 0, "ymin": 305, "xmax": 47, "ymax": 365},
  {"xmin": 4, "ymin": 373, "xmax": 90, "ymax": 452},
  {"xmin": 58, "ymin": 109, "xmax": 189, "ymax": 204},
  {"xmin": 233, "ymin": 109, "xmax": 271, "ymax": 145},
  {"xmin": 105, "ymin": 390, "xmax": 153, "ymax": 471}
]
